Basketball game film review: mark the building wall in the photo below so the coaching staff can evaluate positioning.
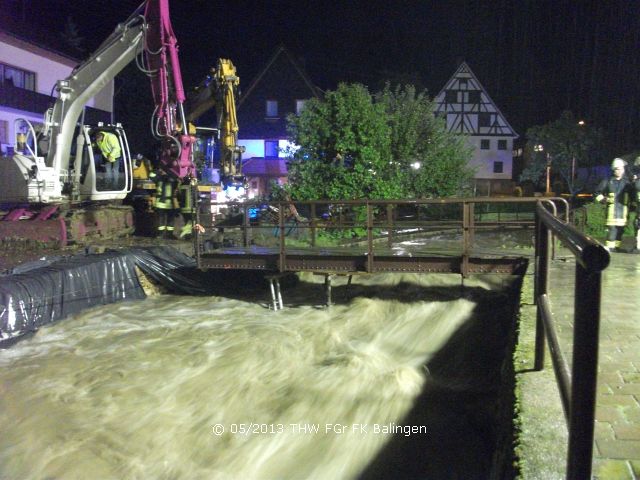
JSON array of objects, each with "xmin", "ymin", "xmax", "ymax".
[
  {"xmin": 238, "ymin": 139, "xmax": 297, "ymax": 159},
  {"xmin": 466, "ymin": 136, "xmax": 513, "ymax": 179},
  {"xmin": 0, "ymin": 34, "xmax": 114, "ymax": 154}
]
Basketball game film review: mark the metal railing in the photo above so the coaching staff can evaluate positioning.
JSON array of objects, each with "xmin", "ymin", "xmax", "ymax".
[
  {"xmin": 195, "ymin": 197, "xmax": 569, "ymax": 275},
  {"xmin": 533, "ymin": 201, "xmax": 610, "ymax": 480}
]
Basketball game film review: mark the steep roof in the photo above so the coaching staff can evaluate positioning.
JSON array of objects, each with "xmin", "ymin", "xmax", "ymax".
[
  {"xmin": 239, "ymin": 46, "xmax": 321, "ymax": 107},
  {"xmin": 434, "ymin": 62, "xmax": 517, "ymax": 137},
  {"xmin": 238, "ymin": 45, "xmax": 321, "ymax": 139}
]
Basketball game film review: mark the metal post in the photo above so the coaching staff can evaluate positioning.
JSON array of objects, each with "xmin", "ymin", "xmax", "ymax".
[
  {"xmin": 311, "ymin": 202, "xmax": 317, "ymax": 247},
  {"xmin": 387, "ymin": 204, "xmax": 394, "ymax": 248},
  {"xmin": 279, "ymin": 203, "xmax": 286, "ymax": 272},
  {"xmin": 367, "ymin": 203, "xmax": 374, "ymax": 272},
  {"xmin": 243, "ymin": 203, "xmax": 249, "ymax": 247},
  {"xmin": 566, "ymin": 265, "xmax": 601, "ymax": 480},
  {"xmin": 324, "ymin": 274, "xmax": 332, "ymax": 307},
  {"xmin": 194, "ymin": 184, "xmax": 201, "ymax": 267},
  {"xmin": 274, "ymin": 277, "xmax": 283, "ymax": 310},
  {"xmin": 534, "ymin": 214, "xmax": 549, "ymax": 371},
  {"xmin": 461, "ymin": 202, "xmax": 471, "ymax": 277},
  {"xmin": 268, "ymin": 278, "xmax": 278, "ymax": 311}
]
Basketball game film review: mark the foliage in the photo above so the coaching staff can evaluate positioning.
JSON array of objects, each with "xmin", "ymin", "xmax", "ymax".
[
  {"xmin": 282, "ymin": 82, "xmax": 473, "ymax": 201},
  {"xmin": 60, "ymin": 16, "xmax": 84, "ymax": 55},
  {"xmin": 520, "ymin": 111, "xmax": 607, "ymax": 194},
  {"xmin": 376, "ymin": 84, "xmax": 474, "ymax": 198},
  {"xmin": 574, "ymin": 202, "xmax": 637, "ymax": 238},
  {"xmin": 284, "ymin": 83, "xmax": 395, "ymax": 200}
]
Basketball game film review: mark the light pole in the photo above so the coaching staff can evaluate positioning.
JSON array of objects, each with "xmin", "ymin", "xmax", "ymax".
[{"xmin": 534, "ymin": 144, "xmax": 551, "ymax": 194}]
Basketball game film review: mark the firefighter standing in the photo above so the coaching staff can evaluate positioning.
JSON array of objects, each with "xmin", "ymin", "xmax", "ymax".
[
  {"xmin": 595, "ymin": 158, "xmax": 635, "ymax": 252},
  {"xmin": 153, "ymin": 170, "xmax": 179, "ymax": 239}
]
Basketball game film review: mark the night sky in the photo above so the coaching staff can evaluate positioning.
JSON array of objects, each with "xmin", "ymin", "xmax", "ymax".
[{"xmin": 2, "ymin": 0, "xmax": 639, "ymax": 151}]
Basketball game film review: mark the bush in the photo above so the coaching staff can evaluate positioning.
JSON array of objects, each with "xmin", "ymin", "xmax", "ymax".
[{"xmin": 574, "ymin": 202, "xmax": 636, "ymax": 239}]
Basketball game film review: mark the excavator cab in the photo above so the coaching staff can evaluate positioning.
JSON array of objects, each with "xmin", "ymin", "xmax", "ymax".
[{"xmin": 75, "ymin": 125, "xmax": 133, "ymax": 200}]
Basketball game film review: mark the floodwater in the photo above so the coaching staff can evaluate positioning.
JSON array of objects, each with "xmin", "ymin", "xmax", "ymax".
[{"xmin": 0, "ymin": 267, "xmax": 522, "ymax": 479}]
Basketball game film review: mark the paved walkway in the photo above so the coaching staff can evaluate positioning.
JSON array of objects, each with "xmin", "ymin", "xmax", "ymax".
[{"xmin": 519, "ymin": 248, "xmax": 640, "ymax": 478}]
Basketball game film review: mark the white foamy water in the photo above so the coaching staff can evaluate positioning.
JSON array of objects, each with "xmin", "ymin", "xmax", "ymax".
[{"xmin": 0, "ymin": 272, "xmax": 517, "ymax": 479}]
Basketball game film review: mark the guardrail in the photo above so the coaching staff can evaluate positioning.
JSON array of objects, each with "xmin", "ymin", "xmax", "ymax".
[
  {"xmin": 194, "ymin": 197, "xmax": 569, "ymax": 275},
  {"xmin": 534, "ymin": 201, "xmax": 610, "ymax": 480}
]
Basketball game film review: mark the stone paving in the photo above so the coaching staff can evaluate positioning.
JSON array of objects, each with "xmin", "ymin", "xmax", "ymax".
[{"xmin": 519, "ymin": 247, "xmax": 640, "ymax": 479}]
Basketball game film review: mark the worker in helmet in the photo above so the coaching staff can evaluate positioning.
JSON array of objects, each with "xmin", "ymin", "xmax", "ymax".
[
  {"xmin": 594, "ymin": 158, "xmax": 635, "ymax": 252},
  {"xmin": 95, "ymin": 131, "xmax": 122, "ymax": 190},
  {"xmin": 153, "ymin": 169, "xmax": 179, "ymax": 239}
]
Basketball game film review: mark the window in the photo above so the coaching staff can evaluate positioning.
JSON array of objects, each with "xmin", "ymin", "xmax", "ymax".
[
  {"xmin": 251, "ymin": 181, "xmax": 258, "ymax": 189},
  {"xmin": 0, "ymin": 63, "xmax": 36, "ymax": 90},
  {"xmin": 266, "ymin": 100, "xmax": 278, "ymax": 117},
  {"xmin": 480, "ymin": 139, "xmax": 490, "ymax": 150},
  {"xmin": 478, "ymin": 113, "xmax": 492, "ymax": 127},
  {"xmin": 295, "ymin": 99, "xmax": 307, "ymax": 115},
  {"xmin": 445, "ymin": 90, "xmax": 457, "ymax": 103},
  {"xmin": 467, "ymin": 91, "xmax": 481, "ymax": 104},
  {"xmin": 265, "ymin": 140, "xmax": 279, "ymax": 157},
  {"xmin": 493, "ymin": 161, "xmax": 504, "ymax": 173},
  {"xmin": 497, "ymin": 139, "xmax": 508, "ymax": 150}
]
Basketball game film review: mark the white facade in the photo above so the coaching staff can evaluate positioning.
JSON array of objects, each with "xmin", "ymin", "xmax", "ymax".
[
  {"xmin": 434, "ymin": 62, "xmax": 517, "ymax": 183},
  {"xmin": 238, "ymin": 139, "xmax": 296, "ymax": 159},
  {"xmin": 0, "ymin": 32, "xmax": 113, "ymax": 154}
]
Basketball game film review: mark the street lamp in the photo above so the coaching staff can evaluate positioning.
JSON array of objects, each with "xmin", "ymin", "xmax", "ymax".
[{"xmin": 534, "ymin": 144, "xmax": 551, "ymax": 194}]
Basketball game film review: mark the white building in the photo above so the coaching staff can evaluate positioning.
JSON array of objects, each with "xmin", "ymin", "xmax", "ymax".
[
  {"xmin": 434, "ymin": 62, "xmax": 518, "ymax": 195},
  {"xmin": 0, "ymin": 31, "xmax": 113, "ymax": 155}
]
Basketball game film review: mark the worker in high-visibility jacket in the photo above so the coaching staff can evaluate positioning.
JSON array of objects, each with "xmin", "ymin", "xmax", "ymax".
[
  {"xmin": 95, "ymin": 131, "xmax": 122, "ymax": 190},
  {"xmin": 595, "ymin": 158, "xmax": 635, "ymax": 252},
  {"xmin": 177, "ymin": 179, "xmax": 196, "ymax": 239},
  {"xmin": 152, "ymin": 170, "xmax": 179, "ymax": 238}
]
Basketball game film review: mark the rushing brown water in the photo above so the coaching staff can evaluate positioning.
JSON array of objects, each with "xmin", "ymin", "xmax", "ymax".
[{"xmin": 0, "ymin": 271, "xmax": 520, "ymax": 479}]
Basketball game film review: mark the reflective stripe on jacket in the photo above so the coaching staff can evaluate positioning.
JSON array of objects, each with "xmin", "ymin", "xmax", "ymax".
[
  {"xmin": 154, "ymin": 177, "xmax": 178, "ymax": 210},
  {"xmin": 595, "ymin": 177, "xmax": 634, "ymax": 227},
  {"xmin": 178, "ymin": 184, "xmax": 193, "ymax": 213}
]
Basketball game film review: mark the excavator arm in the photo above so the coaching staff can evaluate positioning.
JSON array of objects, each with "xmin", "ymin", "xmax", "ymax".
[
  {"xmin": 187, "ymin": 59, "xmax": 244, "ymax": 186},
  {"xmin": 44, "ymin": 0, "xmax": 194, "ymax": 182}
]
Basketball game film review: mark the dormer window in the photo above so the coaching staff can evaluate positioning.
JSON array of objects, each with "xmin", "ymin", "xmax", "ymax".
[{"xmin": 266, "ymin": 100, "xmax": 278, "ymax": 118}]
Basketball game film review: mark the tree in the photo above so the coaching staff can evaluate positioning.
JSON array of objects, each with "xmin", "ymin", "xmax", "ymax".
[
  {"xmin": 376, "ymin": 84, "xmax": 474, "ymax": 197},
  {"xmin": 283, "ymin": 82, "xmax": 473, "ymax": 201},
  {"xmin": 60, "ymin": 16, "xmax": 84, "ymax": 56},
  {"xmin": 284, "ymin": 83, "xmax": 398, "ymax": 200},
  {"xmin": 520, "ymin": 111, "xmax": 607, "ymax": 194}
]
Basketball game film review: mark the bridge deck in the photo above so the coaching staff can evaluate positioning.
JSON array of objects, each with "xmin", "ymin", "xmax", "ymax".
[{"xmin": 198, "ymin": 246, "xmax": 528, "ymax": 275}]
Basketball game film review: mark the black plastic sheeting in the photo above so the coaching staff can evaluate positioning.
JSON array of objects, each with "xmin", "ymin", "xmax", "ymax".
[{"xmin": 0, "ymin": 246, "xmax": 215, "ymax": 347}]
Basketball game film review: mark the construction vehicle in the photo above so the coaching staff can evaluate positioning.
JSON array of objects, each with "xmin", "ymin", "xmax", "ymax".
[
  {"xmin": 0, "ymin": 0, "xmax": 194, "ymax": 246},
  {"xmin": 187, "ymin": 58, "xmax": 245, "ymax": 190}
]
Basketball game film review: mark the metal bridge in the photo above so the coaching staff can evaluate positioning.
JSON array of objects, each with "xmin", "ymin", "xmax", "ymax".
[{"xmin": 194, "ymin": 197, "xmax": 565, "ymax": 277}]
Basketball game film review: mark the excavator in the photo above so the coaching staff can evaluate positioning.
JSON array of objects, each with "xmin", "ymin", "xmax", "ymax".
[
  {"xmin": 129, "ymin": 58, "xmax": 246, "ymax": 232},
  {"xmin": 0, "ymin": 0, "xmax": 195, "ymax": 246},
  {"xmin": 186, "ymin": 58, "xmax": 245, "ymax": 189}
]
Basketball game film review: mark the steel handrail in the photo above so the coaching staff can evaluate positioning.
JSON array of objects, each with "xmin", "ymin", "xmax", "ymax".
[{"xmin": 534, "ymin": 201, "xmax": 609, "ymax": 480}]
